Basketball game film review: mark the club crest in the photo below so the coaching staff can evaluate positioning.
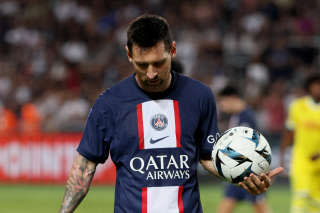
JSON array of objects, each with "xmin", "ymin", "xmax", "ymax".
[{"xmin": 151, "ymin": 114, "xmax": 168, "ymax": 131}]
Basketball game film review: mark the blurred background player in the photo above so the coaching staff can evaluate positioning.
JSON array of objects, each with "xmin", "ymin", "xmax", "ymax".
[
  {"xmin": 280, "ymin": 73, "xmax": 320, "ymax": 213},
  {"xmin": 216, "ymin": 85, "xmax": 272, "ymax": 213}
]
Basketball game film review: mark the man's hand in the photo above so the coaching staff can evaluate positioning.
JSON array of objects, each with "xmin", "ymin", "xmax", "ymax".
[
  {"xmin": 59, "ymin": 152, "xmax": 97, "ymax": 213},
  {"xmin": 239, "ymin": 167, "xmax": 283, "ymax": 195}
]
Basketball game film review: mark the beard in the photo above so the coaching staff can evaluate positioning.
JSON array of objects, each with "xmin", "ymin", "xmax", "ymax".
[
  {"xmin": 135, "ymin": 70, "xmax": 171, "ymax": 92},
  {"xmin": 140, "ymin": 78, "xmax": 167, "ymax": 93},
  {"xmin": 142, "ymin": 77, "xmax": 164, "ymax": 87}
]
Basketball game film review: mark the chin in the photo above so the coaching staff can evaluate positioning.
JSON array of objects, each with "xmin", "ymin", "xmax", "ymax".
[{"xmin": 148, "ymin": 85, "xmax": 166, "ymax": 93}]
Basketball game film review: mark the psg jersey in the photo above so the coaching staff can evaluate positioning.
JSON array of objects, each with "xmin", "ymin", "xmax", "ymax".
[{"xmin": 77, "ymin": 72, "xmax": 219, "ymax": 213}]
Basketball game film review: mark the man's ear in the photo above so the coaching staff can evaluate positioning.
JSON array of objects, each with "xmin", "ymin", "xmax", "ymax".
[
  {"xmin": 170, "ymin": 41, "xmax": 177, "ymax": 58},
  {"xmin": 125, "ymin": 45, "xmax": 133, "ymax": 62}
]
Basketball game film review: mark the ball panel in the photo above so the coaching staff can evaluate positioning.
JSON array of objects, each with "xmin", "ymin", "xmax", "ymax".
[
  {"xmin": 211, "ymin": 126, "xmax": 272, "ymax": 183},
  {"xmin": 230, "ymin": 163, "xmax": 253, "ymax": 184},
  {"xmin": 218, "ymin": 149, "xmax": 240, "ymax": 167}
]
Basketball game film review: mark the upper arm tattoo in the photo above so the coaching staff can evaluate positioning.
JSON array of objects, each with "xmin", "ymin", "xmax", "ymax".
[{"xmin": 59, "ymin": 153, "xmax": 97, "ymax": 213}]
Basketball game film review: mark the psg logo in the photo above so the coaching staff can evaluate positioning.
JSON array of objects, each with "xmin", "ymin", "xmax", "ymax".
[{"xmin": 151, "ymin": 114, "xmax": 168, "ymax": 131}]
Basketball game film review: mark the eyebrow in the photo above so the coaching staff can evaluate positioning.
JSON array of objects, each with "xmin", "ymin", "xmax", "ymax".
[{"xmin": 134, "ymin": 57, "xmax": 167, "ymax": 65}]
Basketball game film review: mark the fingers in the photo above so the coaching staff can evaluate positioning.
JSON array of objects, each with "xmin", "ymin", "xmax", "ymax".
[
  {"xmin": 268, "ymin": 167, "xmax": 284, "ymax": 179},
  {"xmin": 239, "ymin": 181, "xmax": 252, "ymax": 194},
  {"xmin": 260, "ymin": 173, "xmax": 271, "ymax": 188},
  {"xmin": 250, "ymin": 174, "xmax": 267, "ymax": 193},
  {"xmin": 239, "ymin": 167, "xmax": 284, "ymax": 195},
  {"xmin": 239, "ymin": 174, "xmax": 266, "ymax": 195}
]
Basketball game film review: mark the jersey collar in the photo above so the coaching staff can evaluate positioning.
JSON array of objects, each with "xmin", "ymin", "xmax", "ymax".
[
  {"xmin": 306, "ymin": 96, "xmax": 320, "ymax": 109},
  {"xmin": 132, "ymin": 71, "xmax": 178, "ymax": 100}
]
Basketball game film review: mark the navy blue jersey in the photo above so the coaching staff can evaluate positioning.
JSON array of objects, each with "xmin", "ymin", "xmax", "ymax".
[{"xmin": 77, "ymin": 72, "xmax": 219, "ymax": 213}]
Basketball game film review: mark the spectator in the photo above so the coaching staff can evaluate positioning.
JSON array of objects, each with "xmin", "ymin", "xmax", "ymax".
[
  {"xmin": 0, "ymin": 100, "xmax": 17, "ymax": 135},
  {"xmin": 0, "ymin": 0, "xmax": 319, "ymax": 136}
]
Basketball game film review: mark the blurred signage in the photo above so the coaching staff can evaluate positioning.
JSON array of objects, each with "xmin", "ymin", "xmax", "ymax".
[{"xmin": 0, "ymin": 133, "xmax": 116, "ymax": 184}]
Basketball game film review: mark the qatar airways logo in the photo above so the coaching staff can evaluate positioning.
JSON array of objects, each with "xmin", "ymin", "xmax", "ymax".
[{"xmin": 130, "ymin": 154, "xmax": 190, "ymax": 180}]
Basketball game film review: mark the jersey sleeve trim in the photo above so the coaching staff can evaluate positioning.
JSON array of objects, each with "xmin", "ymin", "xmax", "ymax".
[{"xmin": 76, "ymin": 147, "xmax": 108, "ymax": 164}]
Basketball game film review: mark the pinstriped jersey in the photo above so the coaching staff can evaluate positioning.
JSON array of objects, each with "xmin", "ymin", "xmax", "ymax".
[{"xmin": 77, "ymin": 72, "xmax": 219, "ymax": 213}]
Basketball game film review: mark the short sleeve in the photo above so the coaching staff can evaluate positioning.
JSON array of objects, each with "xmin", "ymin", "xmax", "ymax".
[
  {"xmin": 77, "ymin": 100, "xmax": 113, "ymax": 164},
  {"xmin": 197, "ymin": 88, "xmax": 219, "ymax": 160}
]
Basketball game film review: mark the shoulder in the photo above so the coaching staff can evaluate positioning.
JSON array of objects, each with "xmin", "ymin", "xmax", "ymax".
[
  {"xmin": 288, "ymin": 96, "xmax": 307, "ymax": 111},
  {"xmin": 97, "ymin": 75, "xmax": 134, "ymax": 104},
  {"xmin": 176, "ymin": 74, "xmax": 213, "ymax": 98},
  {"xmin": 94, "ymin": 75, "xmax": 134, "ymax": 108},
  {"xmin": 107, "ymin": 75, "xmax": 135, "ymax": 96},
  {"xmin": 176, "ymin": 74, "xmax": 210, "ymax": 90},
  {"xmin": 175, "ymin": 75, "xmax": 216, "ymax": 114}
]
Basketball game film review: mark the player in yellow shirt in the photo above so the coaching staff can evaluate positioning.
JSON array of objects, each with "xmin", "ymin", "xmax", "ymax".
[{"xmin": 280, "ymin": 73, "xmax": 320, "ymax": 213}]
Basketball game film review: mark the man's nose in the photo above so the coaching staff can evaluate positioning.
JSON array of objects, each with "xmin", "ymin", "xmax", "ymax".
[{"xmin": 146, "ymin": 66, "xmax": 157, "ymax": 79}]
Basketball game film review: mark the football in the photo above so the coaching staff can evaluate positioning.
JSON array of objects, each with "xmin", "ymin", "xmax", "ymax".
[{"xmin": 211, "ymin": 126, "xmax": 272, "ymax": 184}]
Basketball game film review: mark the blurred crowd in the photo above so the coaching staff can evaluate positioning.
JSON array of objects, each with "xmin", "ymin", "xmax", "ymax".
[{"xmin": 0, "ymin": 0, "xmax": 319, "ymax": 139}]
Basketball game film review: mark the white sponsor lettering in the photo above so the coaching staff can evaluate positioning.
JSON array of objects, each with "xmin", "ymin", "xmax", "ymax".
[
  {"xmin": 207, "ymin": 133, "xmax": 220, "ymax": 144},
  {"xmin": 207, "ymin": 135, "xmax": 215, "ymax": 143},
  {"xmin": 130, "ymin": 154, "xmax": 191, "ymax": 180},
  {"xmin": 130, "ymin": 157, "xmax": 145, "ymax": 174},
  {"xmin": 146, "ymin": 156, "xmax": 159, "ymax": 170},
  {"xmin": 156, "ymin": 155, "xmax": 167, "ymax": 169},
  {"xmin": 167, "ymin": 155, "xmax": 179, "ymax": 169},
  {"xmin": 180, "ymin": 155, "xmax": 189, "ymax": 168},
  {"xmin": 146, "ymin": 172, "xmax": 154, "ymax": 180},
  {"xmin": 157, "ymin": 171, "xmax": 164, "ymax": 179},
  {"xmin": 146, "ymin": 170, "xmax": 190, "ymax": 180},
  {"xmin": 164, "ymin": 170, "xmax": 175, "ymax": 179}
]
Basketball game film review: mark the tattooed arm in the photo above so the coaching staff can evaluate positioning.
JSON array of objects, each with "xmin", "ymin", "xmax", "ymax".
[{"xmin": 59, "ymin": 152, "xmax": 97, "ymax": 213}]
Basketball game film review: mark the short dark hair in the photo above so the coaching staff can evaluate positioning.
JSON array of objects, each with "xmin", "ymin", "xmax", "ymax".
[
  {"xmin": 304, "ymin": 73, "xmax": 320, "ymax": 92},
  {"xmin": 126, "ymin": 14, "xmax": 172, "ymax": 54},
  {"xmin": 218, "ymin": 85, "xmax": 240, "ymax": 97}
]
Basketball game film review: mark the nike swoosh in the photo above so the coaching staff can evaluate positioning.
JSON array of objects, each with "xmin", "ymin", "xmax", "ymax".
[{"xmin": 149, "ymin": 136, "xmax": 169, "ymax": 144}]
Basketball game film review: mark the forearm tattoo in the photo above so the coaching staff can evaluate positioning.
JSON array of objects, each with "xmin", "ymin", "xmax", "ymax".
[{"xmin": 59, "ymin": 153, "xmax": 96, "ymax": 213}]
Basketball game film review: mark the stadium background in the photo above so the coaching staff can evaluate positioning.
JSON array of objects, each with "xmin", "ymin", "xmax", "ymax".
[{"xmin": 0, "ymin": 0, "xmax": 319, "ymax": 212}]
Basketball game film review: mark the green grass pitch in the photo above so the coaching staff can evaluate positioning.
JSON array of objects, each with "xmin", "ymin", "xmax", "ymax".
[{"xmin": 0, "ymin": 183, "xmax": 290, "ymax": 212}]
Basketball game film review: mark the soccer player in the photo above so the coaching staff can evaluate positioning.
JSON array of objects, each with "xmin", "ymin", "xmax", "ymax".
[
  {"xmin": 59, "ymin": 14, "xmax": 283, "ymax": 213},
  {"xmin": 280, "ymin": 73, "xmax": 320, "ymax": 213},
  {"xmin": 216, "ymin": 86, "xmax": 272, "ymax": 213}
]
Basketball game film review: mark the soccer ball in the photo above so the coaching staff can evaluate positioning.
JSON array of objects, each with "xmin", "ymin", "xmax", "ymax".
[{"xmin": 211, "ymin": 126, "xmax": 272, "ymax": 184}]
